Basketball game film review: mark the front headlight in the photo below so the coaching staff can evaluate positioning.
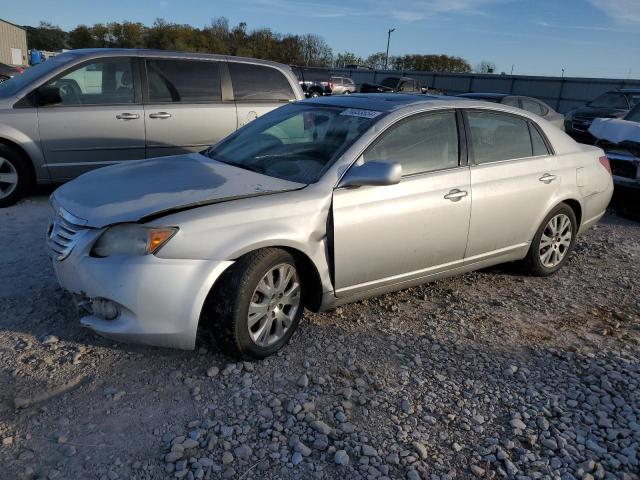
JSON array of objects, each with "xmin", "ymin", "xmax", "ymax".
[{"xmin": 91, "ymin": 224, "xmax": 178, "ymax": 257}]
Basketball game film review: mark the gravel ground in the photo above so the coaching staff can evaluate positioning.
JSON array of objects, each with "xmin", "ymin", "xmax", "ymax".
[{"xmin": 0, "ymin": 194, "xmax": 639, "ymax": 480}]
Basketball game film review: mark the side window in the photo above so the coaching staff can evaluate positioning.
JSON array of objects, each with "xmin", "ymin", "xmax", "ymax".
[
  {"xmin": 43, "ymin": 58, "xmax": 134, "ymax": 105},
  {"xmin": 502, "ymin": 96, "xmax": 519, "ymax": 107},
  {"xmin": 146, "ymin": 59, "xmax": 221, "ymax": 103},
  {"xmin": 229, "ymin": 63, "xmax": 295, "ymax": 102},
  {"xmin": 363, "ymin": 111, "xmax": 459, "ymax": 176},
  {"xmin": 467, "ymin": 111, "xmax": 533, "ymax": 164},
  {"xmin": 521, "ymin": 98, "xmax": 546, "ymax": 116},
  {"xmin": 529, "ymin": 123, "xmax": 550, "ymax": 156}
]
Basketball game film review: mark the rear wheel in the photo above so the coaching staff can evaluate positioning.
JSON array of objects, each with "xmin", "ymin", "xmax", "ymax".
[
  {"xmin": 310, "ymin": 90, "xmax": 321, "ymax": 98},
  {"xmin": 0, "ymin": 145, "xmax": 31, "ymax": 208},
  {"xmin": 203, "ymin": 248, "xmax": 304, "ymax": 359},
  {"xmin": 521, "ymin": 203, "xmax": 577, "ymax": 276}
]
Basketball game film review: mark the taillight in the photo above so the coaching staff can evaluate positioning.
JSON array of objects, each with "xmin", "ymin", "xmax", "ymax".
[
  {"xmin": 16, "ymin": 67, "xmax": 24, "ymax": 74},
  {"xmin": 328, "ymin": 81, "xmax": 333, "ymax": 90},
  {"xmin": 599, "ymin": 155, "xmax": 612, "ymax": 175}
]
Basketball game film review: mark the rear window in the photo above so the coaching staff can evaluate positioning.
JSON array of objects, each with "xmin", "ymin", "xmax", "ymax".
[
  {"xmin": 467, "ymin": 111, "xmax": 536, "ymax": 163},
  {"xmin": 230, "ymin": 63, "xmax": 295, "ymax": 102},
  {"xmin": 522, "ymin": 98, "xmax": 547, "ymax": 116},
  {"xmin": 146, "ymin": 59, "xmax": 221, "ymax": 103}
]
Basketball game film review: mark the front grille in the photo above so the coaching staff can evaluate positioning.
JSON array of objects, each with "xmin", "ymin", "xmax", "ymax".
[{"xmin": 47, "ymin": 205, "xmax": 89, "ymax": 261}]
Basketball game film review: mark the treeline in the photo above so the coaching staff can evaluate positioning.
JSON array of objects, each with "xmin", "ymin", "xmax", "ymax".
[{"xmin": 25, "ymin": 19, "xmax": 471, "ymax": 72}]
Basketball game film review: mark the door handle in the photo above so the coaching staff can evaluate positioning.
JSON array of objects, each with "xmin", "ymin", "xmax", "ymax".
[
  {"xmin": 149, "ymin": 112, "xmax": 172, "ymax": 119},
  {"xmin": 539, "ymin": 173, "xmax": 557, "ymax": 184},
  {"xmin": 116, "ymin": 112, "xmax": 140, "ymax": 120},
  {"xmin": 444, "ymin": 189, "xmax": 468, "ymax": 202}
]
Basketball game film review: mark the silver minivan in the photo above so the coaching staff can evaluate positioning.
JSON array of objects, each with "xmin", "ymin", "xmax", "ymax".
[{"xmin": 0, "ymin": 49, "xmax": 304, "ymax": 206}]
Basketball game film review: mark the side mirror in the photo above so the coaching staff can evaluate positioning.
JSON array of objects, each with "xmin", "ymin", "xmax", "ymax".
[
  {"xmin": 36, "ymin": 86, "xmax": 62, "ymax": 106},
  {"xmin": 339, "ymin": 161, "xmax": 402, "ymax": 188}
]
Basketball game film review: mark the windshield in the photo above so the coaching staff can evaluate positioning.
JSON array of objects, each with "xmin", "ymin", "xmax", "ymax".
[
  {"xmin": 588, "ymin": 92, "xmax": 628, "ymax": 109},
  {"xmin": 625, "ymin": 103, "xmax": 640, "ymax": 122},
  {"xmin": 207, "ymin": 103, "xmax": 382, "ymax": 183},
  {"xmin": 380, "ymin": 77, "xmax": 400, "ymax": 88},
  {"xmin": 0, "ymin": 53, "xmax": 76, "ymax": 98}
]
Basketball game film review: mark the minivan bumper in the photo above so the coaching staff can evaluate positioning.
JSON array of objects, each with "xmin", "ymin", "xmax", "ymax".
[{"xmin": 51, "ymin": 237, "xmax": 233, "ymax": 350}]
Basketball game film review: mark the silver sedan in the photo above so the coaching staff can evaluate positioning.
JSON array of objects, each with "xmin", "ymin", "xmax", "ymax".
[{"xmin": 48, "ymin": 94, "xmax": 613, "ymax": 358}]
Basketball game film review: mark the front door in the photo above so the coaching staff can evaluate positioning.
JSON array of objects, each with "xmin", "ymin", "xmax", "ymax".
[
  {"xmin": 37, "ymin": 57, "xmax": 145, "ymax": 180},
  {"xmin": 143, "ymin": 58, "xmax": 236, "ymax": 158},
  {"xmin": 332, "ymin": 110, "xmax": 471, "ymax": 296},
  {"xmin": 227, "ymin": 61, "xmax": 297, "ymax": 129}
]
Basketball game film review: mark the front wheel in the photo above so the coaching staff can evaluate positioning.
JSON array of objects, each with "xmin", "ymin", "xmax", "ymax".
[
  {"xmin": 203, "ymin": 248, "xmax": 304, "ymax": 359},
  {"xmin": 521, "ymin": 203, "xmax": 577, "ymax": 276}
]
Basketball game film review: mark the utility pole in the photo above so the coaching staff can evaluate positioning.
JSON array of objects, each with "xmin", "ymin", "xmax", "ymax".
[
  {"xmin": 510, "ymin": 64, "xmax": 514, "ymax": 75},
  {"xmin": 561, "ymin": 68, "xmax": 565, "ymax": 78},
  {"xmin": 385, "ymin": 28, "xmax": 395, "ymax": 70}
]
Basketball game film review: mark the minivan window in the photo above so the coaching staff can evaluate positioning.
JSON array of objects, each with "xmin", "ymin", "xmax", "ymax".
[
  {"xmin": 208, "ymin": 104, "xmax": 378, "ymax": 183},
  {"xmin": 467, "ymin": 111, "xmax": 534, "ymax": 163},
  {"xmin": 146, "ymin": 59, "xmax": 221, "ymax": 103},
  {"xmin": 229, "ymin": 63, "xmax": 295, "ymax": 102},
  {"xmin": 363, "ymin": 111, "xmax": 459, "ymax": 176},
  {"xmin": 41, "ymin": 58, "xmax": 135, "ymax": 106}
]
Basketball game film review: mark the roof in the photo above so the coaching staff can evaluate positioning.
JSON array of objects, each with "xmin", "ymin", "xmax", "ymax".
[
  {"xmin": 299, "ymin": 93, "xmax": 475, "ymax": 112},
  {"xmin": 0, "ymin": 18, "xmax": 26, "ymax": 31},
  {"xmin": 457, "ymin": 92, "xmax": 509, "ymax": 99}
]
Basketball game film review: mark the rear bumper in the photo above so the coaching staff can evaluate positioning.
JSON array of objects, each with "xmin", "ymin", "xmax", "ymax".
[{"xmin": 51, "ymin": 231, "xmax": 233, "ymax": 349}]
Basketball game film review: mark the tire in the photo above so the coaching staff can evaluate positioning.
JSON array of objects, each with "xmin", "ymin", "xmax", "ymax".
[
  {"xmin": 521, "ymin": 203, "xmax": 577, "ymax": 276},
  {"xmin": 203, "ymin": 248, "xmax": 304, "ymax": 359},
  {"xmin": 343, "ymin": 90, "xmax": 351, "ymax": 95},
  {"xmin": 0, "ymin": 144, "xmax": 32, "ymax": 208},
  {"xmin": 310, "ymin": 91, "xmax": 321, "ymax": 98}
]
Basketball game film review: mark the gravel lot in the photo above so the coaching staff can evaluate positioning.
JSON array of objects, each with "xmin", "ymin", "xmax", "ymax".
[{"xmin": 0, "ymin": 194, "xmax": 639, "ymax": 480}]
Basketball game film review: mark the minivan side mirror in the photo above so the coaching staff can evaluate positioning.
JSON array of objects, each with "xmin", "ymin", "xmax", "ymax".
[
  {"xmin": 36, "ymin": 86, "xmax": 62, "ymax": 106},
  {"xmin": 339, "ymin": 161, "xmax": 402, "ymax": 188}
]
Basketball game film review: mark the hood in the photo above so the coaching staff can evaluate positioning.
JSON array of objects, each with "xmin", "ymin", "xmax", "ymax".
[
  {"xmin": 589, "ymin": 117, "xmax": 640, "ymax": 146},
  {"xmin": 571, "ymin": 106, "xmax": 627, "ymax": 120},
  {"xmin": 53, "ymin": 153, "xmax": 305, "ymax": 228}
]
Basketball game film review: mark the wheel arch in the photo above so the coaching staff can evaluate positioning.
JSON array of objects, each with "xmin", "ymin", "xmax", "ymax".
[{"xmin": 561, "ymin": 198, "xmax": 582, "ymax": 228}]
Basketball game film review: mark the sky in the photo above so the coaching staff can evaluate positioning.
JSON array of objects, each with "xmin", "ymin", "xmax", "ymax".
[{"xmin": 3, "ymin": 0, "xmax": 640, "ymax": 79}]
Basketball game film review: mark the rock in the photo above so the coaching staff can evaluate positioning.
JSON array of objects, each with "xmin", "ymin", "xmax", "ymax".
[
  {"xmin": 335, "ymin": 449, "xmax": 349, "ymax": 466},
  {"xmin": 541, "ymin": 438, "xmax": 558, "ymax": 450},
  {"xmin": 310, "ymin": 420, "xmax": 331, "ymax": 435},
  {"xmin": 18, "ymin": 450, "xmax": 34, "ymax": 461},
  {"xmin": 470, "ymin": 465, "xmax": 485, "ymax": 477},
  {"xmin": 361, "ymin": 444, "xmax": 377, "ymax": 457},
  {"xmin": 412, "ymin": 442, "xmax": 428, "ymax": 460},
  {"xmin": 293, "ymin": 441, "xmax": 312, "ymax": 457},
  {"xmin": 312, "ymin": 434, "xmax": 329, "ymax": 450},
  {"xmin": 165, "ymin": 451, "xmax": 183, "ymax": 463},
  {"xmin": 297, "ymin": 374, "xmax": 309, "ymax": 387},
  {"xmin": 206, "ymin": 366, "xmax": 219, "ymax": 378},
  {"xmin": 221, "ymin": 451, "xmax": 234, "ymax": 464},
  {"xmin": 407, "ymin": 470, "xmax": 421, "ymax": 480},
  {"xmin": 537, "ymin": 416, "xmax": 550, "ymax": 431},
  {"xmin": 42, "ymin": 335, "xmax": 59, "ymax": 345},
  {"xmin": 2, "ymin": 437, "xmax": 13, "ymax": 447},
  {"xmin": 234, "ymin": 444, "xmax": 252, "ymax": 460},
  {"xmin": 510, "ymin": 418, "xmax": 527, "ymax": 430},
  {"xmin": 291, "ymin": 451, "xmax": 303, "ymax": 465}
]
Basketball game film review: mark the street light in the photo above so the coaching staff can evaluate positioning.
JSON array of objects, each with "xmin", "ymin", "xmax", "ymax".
[{"xmin": 385, "ymin": 28, "xmax": 395, "ymax": 70}]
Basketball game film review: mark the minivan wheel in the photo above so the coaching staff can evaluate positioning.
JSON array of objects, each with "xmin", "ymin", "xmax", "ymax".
[
  {"xmin": 204, "ymin": 248, "xmax": 304, "ymax": 359},
  {"xmin": 0, "ymin": 145, "xmax": 31, "ymax": 208},
  {"xmin": 521, "ymin": 203, "xmax": 577, "ymax": 276}
]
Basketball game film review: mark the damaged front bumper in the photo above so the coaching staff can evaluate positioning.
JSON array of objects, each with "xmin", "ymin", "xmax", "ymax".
[{"xmin": 50, "ymin": 227, "xmax": 233, "ymax": 350}]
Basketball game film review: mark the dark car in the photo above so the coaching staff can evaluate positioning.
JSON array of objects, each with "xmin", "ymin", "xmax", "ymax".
[
  {"xmin": 290, "ymin": 66, "xmax": 333, "ymax": 97},
  {"xmin": 564, "ymin": 89, "xmax": 640, "ymax": 143},
  {"xmin": 360, "ymin": 76, "xmax": 423, "ymax": 94},
  {"xmin": 457, "ymin": 93, "xmax": 564, "ymax": 129},
  {"xmin": 0, "ymin": 62, "xmax": 24, "ymax": 84}
]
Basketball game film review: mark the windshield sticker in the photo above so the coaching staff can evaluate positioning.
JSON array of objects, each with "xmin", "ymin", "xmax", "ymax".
[{"xmin": 340, "ymin": 108, "xmax": 383, "ymax": 119}]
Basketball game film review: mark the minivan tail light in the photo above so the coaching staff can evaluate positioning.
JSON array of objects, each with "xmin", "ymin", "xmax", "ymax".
[{"xmin": 599, "ymin": 155, "xmax": 612, "ymax": 175}]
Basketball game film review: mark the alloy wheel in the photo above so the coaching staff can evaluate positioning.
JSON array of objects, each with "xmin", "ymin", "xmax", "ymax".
[
  {"xmin": 247, "ymin": 263, "xmax": 301, "ymax": 347},
  {"xmin": 0, "ymin": 157, "xmax": 18, "ymax": 200},
  {"xmin": 539, "ymin": 213, "xmax": 572, "ymax": 268}
]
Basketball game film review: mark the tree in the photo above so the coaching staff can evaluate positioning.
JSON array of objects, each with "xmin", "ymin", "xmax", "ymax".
[
  {"xmin": 298, "ymin": 34, "xmax": 333, "ymax": 67},
  {"xmin": 391, "ymin": 54, "xmax": 471, "ymax": 73},
  {"xmin": 67, "ymin": 25, "xmax": 94, "ymax": 49},
  {"xmin": 365, "ymin": 52, "xmax": 387, "ymax": 69},
  {"xmin": 334, "ymin": 51, "xmax": 364, "ymax": 68},
  {"xmin": 109, "ymin": 21, "xmax": 144, "ymax": 48},
  {"xmin": 26, "ymin": 22, "xmax": 66, "ymax": 50},
  {"xmin": 476, "ymin": 60, "xmax": 496, "ymax": 74}
]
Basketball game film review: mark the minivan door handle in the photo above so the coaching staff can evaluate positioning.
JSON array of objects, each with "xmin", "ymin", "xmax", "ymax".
[
  {"xmin": 444, "ymin": 189, "xmax": 468, "ymax": 202},
  {"xmin": 539, "ymin": 173, "xmax": 557, "ymax": 184},
  {"xmin": 116, "ymin": 112, "xmax": 140, "ymax": 120},
  {"xmin": 149, "ymin": 112, "xmax": 172, "ymax": 119}
]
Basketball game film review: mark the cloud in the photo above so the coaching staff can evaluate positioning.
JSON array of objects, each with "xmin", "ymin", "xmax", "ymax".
[{"xmin": 587, "ymin": 0, "xmax": 640, "ymax": 25}]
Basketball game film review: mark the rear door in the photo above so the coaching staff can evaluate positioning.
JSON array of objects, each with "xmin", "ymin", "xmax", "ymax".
[
  {"xmin": 463, "ymin": 109, "xmax": 558, "ymax": 261},
  {"xmin": 143, "ymin": 58, "xmax": 236, "ymax": 158},
  {"xmin": 36, "ymin": 56, "xmax": 145, "ymax": 179},
  {"xmin": 228, "ymin": 61, "xmax": 298, "ymax": 128}
]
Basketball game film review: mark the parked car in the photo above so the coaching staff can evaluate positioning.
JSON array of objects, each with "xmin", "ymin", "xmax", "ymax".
[
  {"xmin": 0, "ymin": 48, "xmax": 304, "ymax": 207},
  {"xmin": 48, "ymin": 95, "xmax": 613, "ymax": 358},
  {"xmin": 290, "ymin": 66, "xmax": 333, "ymax": 97},
  {"xmin": 360, "ymin": 76, "xmax": 423, "ymax": 94},
  {"xmin": 589, "ymin": 102, "xmax": 640, "ymax": 190},
  {"xmin": 564, "ymin": 89, "xmax": 640, "ymax": 143},
  {"xmin": 330, "ymin": 76, "xmax": 356, "ymax": 95},
  {"xmin": 457, "ymin": 93, "xmax": 564, "ymax": 129},
  {"xmin": 0, "ymin": 62, "xmax": 24, "ymax": 83}
]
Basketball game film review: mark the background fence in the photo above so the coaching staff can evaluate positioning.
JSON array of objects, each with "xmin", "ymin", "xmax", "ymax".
[{"xmin": 326, "ymin": 68, "xmax": 640, "ymax": 114}]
